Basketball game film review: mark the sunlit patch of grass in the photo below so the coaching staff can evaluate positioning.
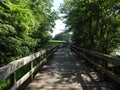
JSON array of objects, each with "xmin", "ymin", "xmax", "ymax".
[
  {"xmin": 49, "ymin": 40, "xmax": 66, "ymax": 43},
  {"xmin": 40, "ymin": 40, "xmax": 67, "ymax": 49}
]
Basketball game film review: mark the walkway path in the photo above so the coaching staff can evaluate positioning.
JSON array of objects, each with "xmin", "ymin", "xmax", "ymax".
[{"xmin": 25, "ymin": 46, "xmax": 112, "ymax": 90}]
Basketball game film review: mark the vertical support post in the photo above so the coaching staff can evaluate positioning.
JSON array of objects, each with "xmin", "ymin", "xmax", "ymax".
[
  {"xmin": 30, "ymin": 61, "xmax": 33, "ymax": 81},
  {"xmin": 10, "ymin": 72, "xmax": 17, "ymax": 90},
  {"xmin": 102, "ymin": 60, "xmax": 108, "ymax": 79},
  {"xmin": 104, "ymin": 61, "xmax": 108, "ymax": 69},
  {"xmin": 45, "ymin": 50, "xmax": 47, "ymax": 58}
]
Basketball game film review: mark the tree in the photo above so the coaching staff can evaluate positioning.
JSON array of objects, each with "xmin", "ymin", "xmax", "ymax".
[
  {"xmin": 0, "ymin": 0, "xmax": 57, "ymax": 65},
  {"xmin": 60, "ymin": 0, "xmax": 120, "ymax": 54},
  {"xmin": 54, "ymin": 31, "xmax": 72, "ymax": 42}
]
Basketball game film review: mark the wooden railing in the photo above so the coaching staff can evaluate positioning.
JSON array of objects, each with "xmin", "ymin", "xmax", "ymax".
[
  {"xmin": 71, "ymin": 45, "xmax": 120, "ymax": 84},
  {"xmin": 0, "ymin": 45, "xmax": 60, "ymax": 90}
]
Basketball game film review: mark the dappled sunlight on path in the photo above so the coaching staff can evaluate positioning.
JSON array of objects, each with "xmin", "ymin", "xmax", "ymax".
[{"xmin": 25, "ymin": 46, "xmax": 112, "ymax": 90}]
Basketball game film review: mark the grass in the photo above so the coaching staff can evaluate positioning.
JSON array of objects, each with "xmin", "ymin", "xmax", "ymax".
[
  {"xmin": 0, "ymin": 78, "xmax": 10, "ymax": 90},
  {"xmin": 48, "ymin": 40, "xmax": 67, "ymax": 45},
  {"xmin": 49, "ymin": 40, "xmax": 67, "ymax": 43},
  {"xmin": 40, "ymin": 40, "xmax": 67, "ymax": 49},
  {"xmin": 0, "ymin": 40, "xmax": 66, "ymax": 90}
]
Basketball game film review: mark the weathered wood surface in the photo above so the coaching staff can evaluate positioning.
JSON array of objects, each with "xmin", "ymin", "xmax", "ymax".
[
  {"xmin": 72, "ymin": 45, "xmax": 120, "ymax": 66},
  {"xmin": 25, "ymin": 46, "xmax": 112, "ymax": 90},
  {"xmin": 71, "ymin": 46, "xmax": 120, "ymax": 84},
  {"xmin": 10, "ymin": 59, "xmax": 46, "ymax": 90},
  {"xmin": 0, "ymin": 45, "xmax": 59, "ymax": 90},
  {"xmin": 0, "ymin": 50, "xmax": 46, "ymax": 82}
]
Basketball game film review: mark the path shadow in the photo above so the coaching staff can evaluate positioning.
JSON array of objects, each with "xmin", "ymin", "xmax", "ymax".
[{"xmin": 25, "ymin": 46, "xmax": 112, "ymax": 90}]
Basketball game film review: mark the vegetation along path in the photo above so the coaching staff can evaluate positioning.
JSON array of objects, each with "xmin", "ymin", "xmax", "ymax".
[{"xmin": 25, "ymin": 46, "xmax": 112, "ymax": 90}]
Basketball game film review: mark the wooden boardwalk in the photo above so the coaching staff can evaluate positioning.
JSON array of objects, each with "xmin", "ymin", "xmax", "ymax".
[{"xmin": 25, "ymin": 46, "xmax": 112, "ymax": 90}]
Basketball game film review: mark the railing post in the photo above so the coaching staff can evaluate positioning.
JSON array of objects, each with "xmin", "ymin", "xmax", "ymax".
[
  {"xmin": 46, "ymin": 49, "xmax": 48, "ymax": 59},
  {"xmin": 30, "ymin": 61, "xmax": 33, "ymax": 81},
  {"xmin": 104, "ymin": 61, "xmax": 108, "ymax": 69},
  {"xmin": 10, "ymin": 72, "xmax": 16, "ymax": 90}
]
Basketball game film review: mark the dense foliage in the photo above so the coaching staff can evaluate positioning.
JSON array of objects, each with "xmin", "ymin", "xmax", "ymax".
[
  {"xmin": 60, "ymin": 0, "xmax": 120, "ymax": 54},
  {"xmin": 54, "ymin": 31, "xmax": 71, "ymax": 42},
  {"xmin": 0, "ymin": 0, "xmax": 57, "ymax": 65}
]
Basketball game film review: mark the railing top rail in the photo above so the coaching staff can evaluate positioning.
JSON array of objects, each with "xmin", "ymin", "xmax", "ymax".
[
  {"xmin": 71, "ymin": 45, "xmax": 120, "ymax": 84},
  {"xmin": 0, "ymin": 50, "xmax": 46, "ymax": 82},
  {"xmin": 0, "ymin": 45, "xmax": 60, "ymax": 82},
  {"xmin": 72, "ymin": 45, "xmax": 120, "ymax": 66}
]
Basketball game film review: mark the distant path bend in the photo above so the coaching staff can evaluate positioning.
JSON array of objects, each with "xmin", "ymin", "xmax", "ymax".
[{"xmin": 25, "ymin": 46, "xmax": 112, "ymax": 90}]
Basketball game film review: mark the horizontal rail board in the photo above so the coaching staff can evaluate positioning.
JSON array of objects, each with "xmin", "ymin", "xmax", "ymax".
[
  {"xmin": 72, "ymin": 45, "xmax": 120, "ymax": 66},
  {"xmin": 0, "ymin": 50, "xmax": 46, "ymax": 82},
  {"xmin": 0, "ymin": 45, "xmax": 60, "ymax": 90},
  {"xmin": 80, "ymin": 52, "xmax": 120, "ymax": 84},
  {"xmin": 10, "ymin": 58, "xmax": 47, "ymax": 90},
  {"xmin": 71, "ymin": 46, "xmax": 120, "ymax": 84}
]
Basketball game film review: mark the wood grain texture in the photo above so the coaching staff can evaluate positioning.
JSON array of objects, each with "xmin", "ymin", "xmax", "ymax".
[
  {"xmin": 72, "ymin": 45, "xmax": 120, "ymax": 66},
  {"xmin": 0, "ymin": 45, "xmax": 59, "ymax": 90},
  {"xmin": 25, "ymin": 46, "xmax": 112, "ymax": 90},
  {"xmin": 0, "ymin": 50, "xmax": 46, "ymax": 82},
  {"xmin": 72, "ymin": 46, "xmax": 120, "ymax": 84}
]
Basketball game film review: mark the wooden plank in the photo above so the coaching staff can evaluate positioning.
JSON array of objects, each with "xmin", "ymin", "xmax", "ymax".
[
  {"xmin": 10, "ymin": 72, "xmax": 17, "ymax": 90},
  {"xmin": 72, "ymin": 45, "xmax": 120, "ymax": 66},
  {"xmin": 0, "ymin": 50, "xmax": 46, "ymax": 82},
  {"xmin": 10, "ymin": 69, "xmax": 31, "ymax": 90},
  {"xmin": 0, "ymin": 45, "xmax": 59, "ymax": 90},
  {"xmin": 30, "ymin": 61, "xmax": 33, "ymax": 81},
  {"xmin": 80, "ymin": 53, "xmax": 120, "ymax": 84},
  {"xmin": 10, "ymin": 58, "xmax": 48, "ymax": 90},
  {"xmin": 47, "ymin": 47, "xmax": 58, "ymax": 59},
  {"xmin": 47, "ymin": 45, "xmax": 59, "ymax": 53},
  {"xmin": 72, "ymin": 47, "xmax": 120, "ymax": 84}
]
